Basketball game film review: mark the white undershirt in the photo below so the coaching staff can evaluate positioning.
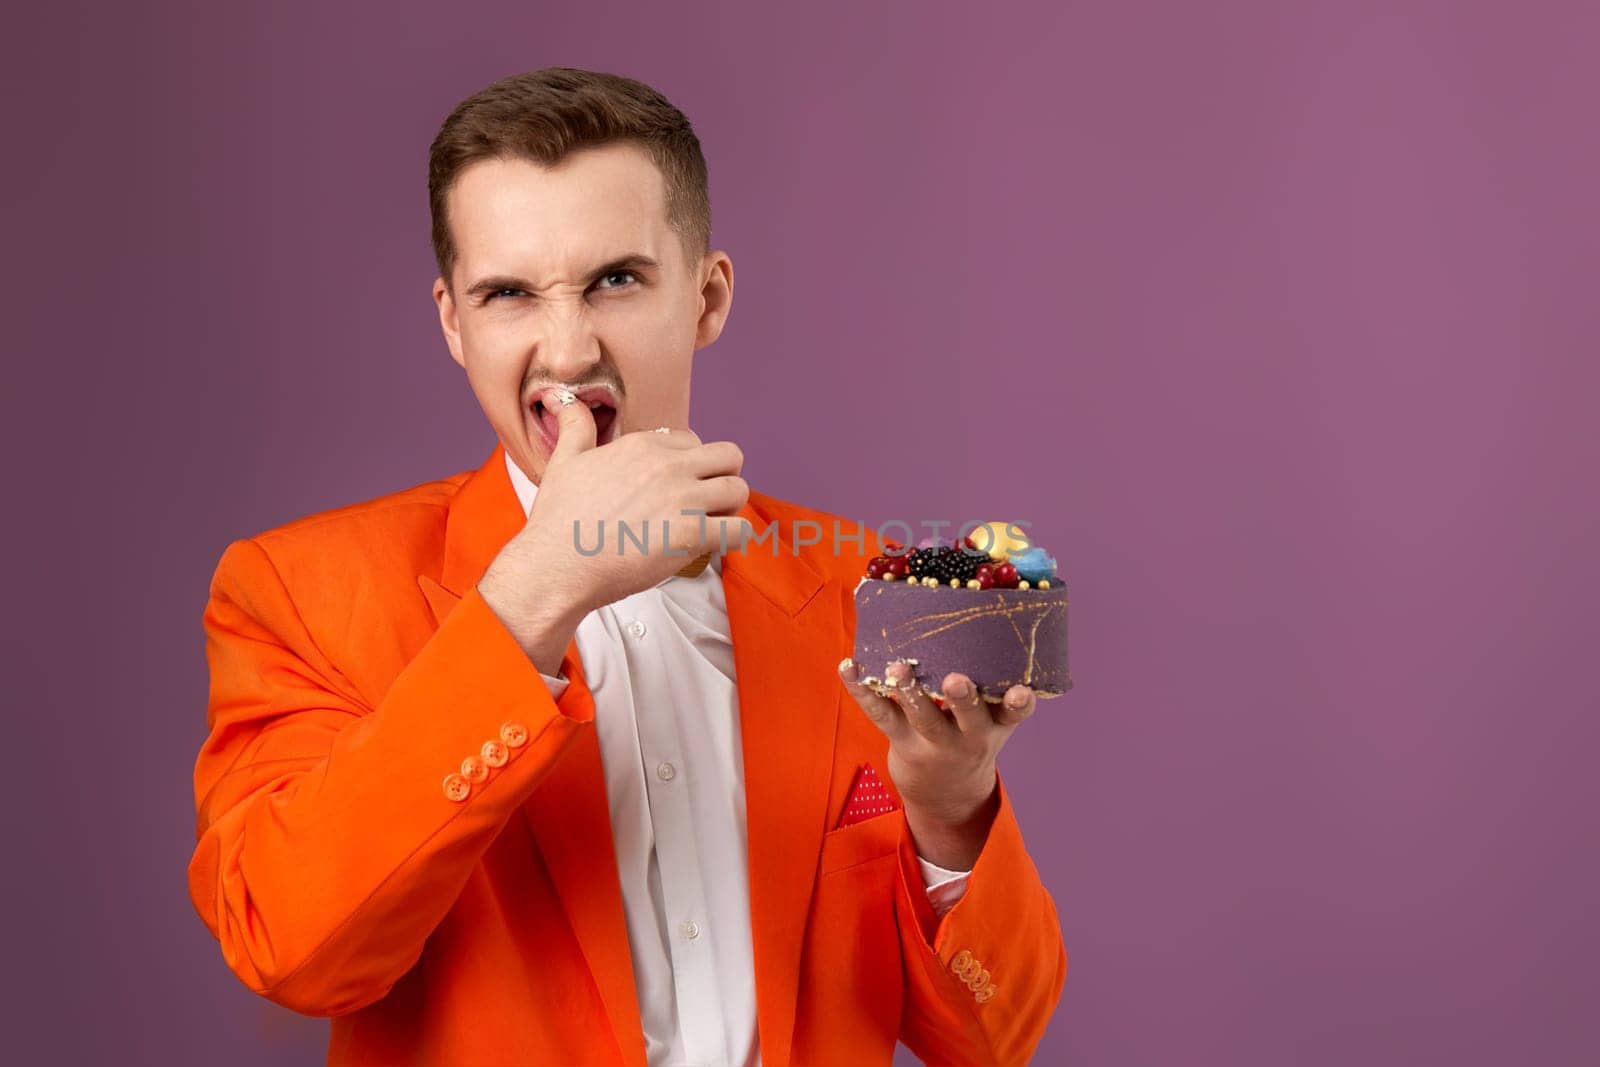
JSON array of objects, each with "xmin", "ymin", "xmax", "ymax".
[{"xmin": 506, "ymin": 451, "xmax": 970, "ymax": 1067}]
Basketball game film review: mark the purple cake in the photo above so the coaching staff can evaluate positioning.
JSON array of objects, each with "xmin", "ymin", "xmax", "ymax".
[{"xmin": 851, "ymin": 523, "xmax": 1071, "ymax": 705}]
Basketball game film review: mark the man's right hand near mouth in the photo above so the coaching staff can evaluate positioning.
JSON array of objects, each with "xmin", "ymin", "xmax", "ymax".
[{"xmin": 477, "ymin": 387, "xmax": 751, "ymax": 675}]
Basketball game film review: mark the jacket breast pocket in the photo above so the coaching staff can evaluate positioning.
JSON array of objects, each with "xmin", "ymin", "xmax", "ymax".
[{"xmin": 818, "ymin": 810, "xmax": 903, "ymax": 876}]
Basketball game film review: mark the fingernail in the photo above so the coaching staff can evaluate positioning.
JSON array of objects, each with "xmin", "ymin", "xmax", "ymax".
[
  {"xmin": 886, "ymin": 661, "xmax": 910, "ymax": 685},
  {"xmin": 838, "ymin": 656, "xmax": 857, "ymax": 680},
  {"xmin": 948, "ymin": 677, "xmax": 971, "ymax": 699},
  {"xmin": 1005, "ymin": 688, "xmax": 1029, "ymax": 709}
]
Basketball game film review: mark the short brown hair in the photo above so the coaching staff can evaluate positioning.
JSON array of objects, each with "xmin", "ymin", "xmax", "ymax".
[{"xmin": 427, "ymin": 67, "xmax": 712, "ymax": 291}]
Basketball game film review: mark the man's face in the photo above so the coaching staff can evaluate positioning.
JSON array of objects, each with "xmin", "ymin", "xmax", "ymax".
[{"xmin": 433, "ymin": 142, "xmax": 732, "ymax": 486}]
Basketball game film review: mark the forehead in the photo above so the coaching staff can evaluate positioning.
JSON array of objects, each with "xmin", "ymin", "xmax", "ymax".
[{"xmin": 448, "ymin": 143, "xmax": 675, "ymax": 280}]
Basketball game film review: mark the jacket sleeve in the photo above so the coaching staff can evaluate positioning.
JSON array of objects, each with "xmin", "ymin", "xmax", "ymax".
[
  {"xmin": 893, "ymin": 771, "xmax": 1069, "ymax": 1065},
  {"xmin": 186, "ymin": 536, "xmax": 594, "ymax": 1017}
]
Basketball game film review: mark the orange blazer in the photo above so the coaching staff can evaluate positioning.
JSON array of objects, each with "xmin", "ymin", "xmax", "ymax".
[{"xmin": 188, "ymin": 441, "xmax": 1067, "ymax": 1066}]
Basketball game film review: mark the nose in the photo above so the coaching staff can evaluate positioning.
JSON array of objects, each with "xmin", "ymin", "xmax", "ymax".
[{"xmin": 535, "ymin": 305, "xmax": 604, "ymax": 384}]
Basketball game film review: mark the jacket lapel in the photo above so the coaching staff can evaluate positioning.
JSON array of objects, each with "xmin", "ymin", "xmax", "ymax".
[
  {"xmin": 415, "ymin": 441, "xmax": 843, "ymax": 1067},
  {"xmin": 415, "ymin": 442, "xmax": 650, "ymax": 1066},
  {"xmin": 721, "ymin": 524, "xmax": 841, "ymax": 1067}
]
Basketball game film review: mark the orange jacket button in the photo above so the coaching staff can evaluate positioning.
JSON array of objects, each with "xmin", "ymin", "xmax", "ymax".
[
  {"xmin": 442, "ymin": 772, "xmax": 471, "ymax": 802},
  {"xmin": 951, "ymin": 949, "xmax": 973, "ymax": 974},
  {"xmin": 975, "ymin": 984, "xmax": 997, "ymax": 1003},
  {"xmin": 460, "ymin": 755, "xmax": 488, "ymax": 783},
  {"xmin": 481, "ymin": 739, "xmax": 509, "ymax": 768},
  {"xmin": 500, "ymin": 720, "xmax": 529, "ymax": 748},
  {"xmin": 968, "ymin": 968, "xmax": 991, "ymax": 991}
]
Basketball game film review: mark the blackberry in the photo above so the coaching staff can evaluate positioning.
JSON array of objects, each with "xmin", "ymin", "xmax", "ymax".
[
  {"xmin": 909, "ymin": 546, "xmax": 983, "ymax": 584},
  {"xmin": 904, "ymin": 547, "xmax": 940, "ymax": 579}
]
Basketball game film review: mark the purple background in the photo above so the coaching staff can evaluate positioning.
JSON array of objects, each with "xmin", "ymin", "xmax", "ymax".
[{"xmin": 4, "ymin": 1, "xmax": 1596, "ymax": 1063}]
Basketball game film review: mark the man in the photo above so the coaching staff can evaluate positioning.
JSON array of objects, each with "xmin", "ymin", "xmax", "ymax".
[{"xmin": 188, "ymin": 67, "xmax": 1067, "ymax": 1066}]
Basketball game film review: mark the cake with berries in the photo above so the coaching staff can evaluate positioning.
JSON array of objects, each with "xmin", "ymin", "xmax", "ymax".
[{"xmin": 852, "ymin": 521, "xmax": 1071, "ymax": 704}]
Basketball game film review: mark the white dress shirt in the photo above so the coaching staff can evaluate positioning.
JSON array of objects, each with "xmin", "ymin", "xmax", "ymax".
[{"xmin": 505, "ymin": 453, "xmax": 970, "ymax": 1067}]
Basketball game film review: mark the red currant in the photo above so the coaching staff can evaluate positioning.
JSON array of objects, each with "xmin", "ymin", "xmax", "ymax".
[
  {"xmin": 884, "ymin": 556, "xmax": 910, "ymax": 578},
  {"xmin": 974, "ymin": 562, "xmax": 995, "ymax": 589},
  {"xmin": 866, "ymin": 556, "xmax": 889, "ymax": 580},
  {"xmin": 994, "ymin": 562, "xmax": 1019, "ymax": 588}
]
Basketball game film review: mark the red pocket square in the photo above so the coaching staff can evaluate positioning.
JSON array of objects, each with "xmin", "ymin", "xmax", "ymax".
[{"xmin": 836, "ymin": 761, "xmax": 901, "ymax": 828}]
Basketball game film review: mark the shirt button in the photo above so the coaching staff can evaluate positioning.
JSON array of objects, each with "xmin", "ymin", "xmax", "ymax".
[
  {"xmin": 480, "ymin": 739, "xmax": 509, "ymax": 768},
  {"xmin": 968, "ymin": 968, "xmax": 991, "ymax": 991},
  {"xmin": 460, "ymin": 755, "xmax": 488, "ymax": 783},
  {"xmin": 680, "ymin": 920, "xmax": 700, "ymax": 940},
  {"xmin": 441, "ymin": 773, "xmax": 471, "ymax": 802},
  {"xmin": 627, "ymin": 618, "xmax": 647, "ymax": 639},
  {"xmin": 975, "ymin": 984, "xmax": 997, "ymax": 1003},
  {"xmin": 499, "ymin": 720, "xmax": 529, "ymax": 748},
  {"xmin": 656, "ymin": 762, "xmax": 676, "ymax": 781},
  {"xmin": 951, "ymin": 949, "xmax": 973, "ymax": 973}
]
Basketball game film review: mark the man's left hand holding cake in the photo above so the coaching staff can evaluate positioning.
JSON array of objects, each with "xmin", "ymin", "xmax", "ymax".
[{"xmin": 836, "ymin": 529, "xmax": 1057, "ymax": 873}]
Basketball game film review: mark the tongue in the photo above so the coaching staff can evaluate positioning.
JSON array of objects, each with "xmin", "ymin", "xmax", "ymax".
[{"xmin": 537, "ymin": 403, "xmax": 561, "ymax": 446}]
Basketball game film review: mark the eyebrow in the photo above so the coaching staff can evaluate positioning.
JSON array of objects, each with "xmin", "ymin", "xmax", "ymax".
[{"xmin": 462, "ymin": 254, "xmax": 661, "ymax": 301}]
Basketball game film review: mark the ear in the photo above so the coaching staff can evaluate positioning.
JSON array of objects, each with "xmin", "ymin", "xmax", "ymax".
[
  {"xmin": 692, "ymin": 251, "xmax": 734, "ymax": 350},
  {"xmin": 433, "ymin": 276, "xmax": 467, "ymax": 370}
]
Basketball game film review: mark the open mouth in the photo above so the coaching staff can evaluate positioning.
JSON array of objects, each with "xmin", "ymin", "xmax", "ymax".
[{"xmin": 530, "ymin": 393, "xmax": 618, "ymax": 453}]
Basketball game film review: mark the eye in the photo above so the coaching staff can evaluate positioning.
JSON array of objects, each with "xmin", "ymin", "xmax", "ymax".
[{"xmin": 482, "ymin": 272, "xmax": 637, "ymax": 305}]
